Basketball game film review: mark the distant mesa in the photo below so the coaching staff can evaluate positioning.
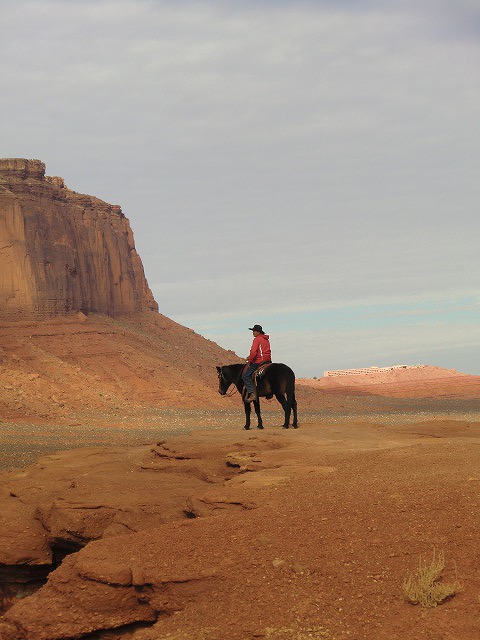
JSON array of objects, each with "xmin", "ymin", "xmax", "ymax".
[
  {"xmin": 298, "ymin": 364, "xmax": 480, "ymax": 399},
  {"xmin": 324, "ymin": 364, "xmax": 428, "ymax": 377},
  {"xmin": 0, "ymin": 158, "xmax": 158, "ymax": 319}
]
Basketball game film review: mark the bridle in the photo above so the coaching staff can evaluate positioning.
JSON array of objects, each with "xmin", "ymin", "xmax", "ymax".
[{"xmin": 218, "ymin": 367, "xmax": 243, "ymax": 397}]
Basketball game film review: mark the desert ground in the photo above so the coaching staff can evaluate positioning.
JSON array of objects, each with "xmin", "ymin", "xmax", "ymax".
[
  {"xmin": 2, "ymin": 409, "xmax": 480, "ymax": 639},
  {"xmin": 1, "ymin": 315, "xmax": 480, "ymax": 639}
]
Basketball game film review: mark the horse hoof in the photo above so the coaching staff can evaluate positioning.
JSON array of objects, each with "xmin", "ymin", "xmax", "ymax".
[
  {"xmin": 257, "ymin": 425, "xmax": 264, "ymax": 430},
  {"xmin": 244, "ymin": 426, "xmax": 250, "ymax": 430},
  {"xmin": 282, "ymin": 425, "xmax": 289, "ymax": 429}
]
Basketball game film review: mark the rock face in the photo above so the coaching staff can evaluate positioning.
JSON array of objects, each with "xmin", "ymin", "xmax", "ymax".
[{"xmin": 0, "ymin": 158, "xmax": 157, "ymax": 319}]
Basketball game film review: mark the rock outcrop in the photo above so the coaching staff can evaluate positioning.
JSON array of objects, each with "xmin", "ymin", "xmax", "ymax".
[
  {"xmin": 2, "ymin": 422, "xmax": 480, "ymax": 639},
  {"xmin": 0, "ymin": 158, "xmax": 157, "ymax": 319},
  {"xmin": 0, "ymin": 432, "xmax": 281, "ymax": 616}
]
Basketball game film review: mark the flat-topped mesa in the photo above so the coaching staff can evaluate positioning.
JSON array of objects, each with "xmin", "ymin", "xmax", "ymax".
[{"xmin": 0, "ymin": 158, "xmax": 158, "ymax": 319}]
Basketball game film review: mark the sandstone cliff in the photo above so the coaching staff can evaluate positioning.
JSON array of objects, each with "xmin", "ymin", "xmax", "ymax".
[{"xmin": 0, "ymin": 158, "xmax": 157, "ymax": 318}]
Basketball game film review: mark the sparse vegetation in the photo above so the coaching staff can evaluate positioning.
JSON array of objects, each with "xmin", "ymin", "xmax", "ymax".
[{"xmin": 403, "ymin": 548, "xmax": 461, "ymax": 607}]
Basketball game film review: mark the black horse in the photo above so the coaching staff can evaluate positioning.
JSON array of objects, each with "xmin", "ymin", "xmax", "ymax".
[{"xmin": 216, "ymin": 363, "xmax": 298, "ymax": 430}]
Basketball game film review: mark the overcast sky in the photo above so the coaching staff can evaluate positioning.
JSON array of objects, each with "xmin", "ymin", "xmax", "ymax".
[{"xmin": 1, "ymin": 0, "xmax": 479, "ymax": 376}]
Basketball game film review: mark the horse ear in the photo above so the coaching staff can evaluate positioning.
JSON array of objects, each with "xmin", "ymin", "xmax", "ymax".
[{"xmin": 216, "ymin": 366, "xmax": 221, "ymax": 373}]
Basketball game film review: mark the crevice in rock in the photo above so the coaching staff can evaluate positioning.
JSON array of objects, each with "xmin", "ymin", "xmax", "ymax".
[
  {"xmin": 0, "ymin": 565, "xmax": 51, "ymax": 613},
  {"xmin": 50, "ymin": 538, "xmax": 85, "ymax": 564},
  {"xmin": 0, "ymin": 538, "xmax": 85, "ymax": 613}
]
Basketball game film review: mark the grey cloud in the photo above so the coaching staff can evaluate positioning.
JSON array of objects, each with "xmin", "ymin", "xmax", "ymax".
[{"xmin": 1, "ymin": 0, "xmax": 479, "ymax": 374}]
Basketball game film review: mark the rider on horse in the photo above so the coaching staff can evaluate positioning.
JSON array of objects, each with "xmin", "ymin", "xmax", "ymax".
[{"xmin": 243, "ymin": 324, "xmax": 272, "ymax": 402}]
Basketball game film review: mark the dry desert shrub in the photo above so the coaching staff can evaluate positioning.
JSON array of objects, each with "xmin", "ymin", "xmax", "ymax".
[{"xmin": 403, "ymin": 548, "xmax": 461, "ymax": 608}]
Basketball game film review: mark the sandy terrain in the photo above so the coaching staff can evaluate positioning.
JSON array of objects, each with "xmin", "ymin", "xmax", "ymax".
[
  {"xmin": 1, "ymin": 411, "xmax": 480, "ymax": 639},
  {"xmin": 1, "ymin": 315, "xmax": 480, "ymax": 639}
]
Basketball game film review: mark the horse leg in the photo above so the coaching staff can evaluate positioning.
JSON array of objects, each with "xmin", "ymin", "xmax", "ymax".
[
  {"xmin": 275, "ymin": 393, "xmax": 290, "ymax": 428},
  {"xmin": 291, "ymin": 393, "xmax": 298, "ymax": 428},
  {"xmin": 253, "ymin": 399, "xmax": 263, "ymax": 429},
  {"xmin": 286, "ymin": 386, "xmax": 298, "ymax": 428},
  {"xmin": 244, "ymin": 401, "xmax": 251, "ymax": 430}
]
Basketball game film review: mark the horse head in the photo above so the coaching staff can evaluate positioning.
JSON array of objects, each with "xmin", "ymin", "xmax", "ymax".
[{"xmin": 216, "ymin": 365, "xmax": 231, "ymax": 395}]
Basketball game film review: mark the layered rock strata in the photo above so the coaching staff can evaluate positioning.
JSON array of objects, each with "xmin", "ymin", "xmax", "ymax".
[{"xmin": 0, "ymin": 158, "xmax": 157, "ymax": 318}]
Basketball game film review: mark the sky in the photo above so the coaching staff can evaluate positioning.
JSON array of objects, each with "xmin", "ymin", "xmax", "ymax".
[{"xmin": 1, "ymin": 0, "xmax": 479, "ymax": 377}]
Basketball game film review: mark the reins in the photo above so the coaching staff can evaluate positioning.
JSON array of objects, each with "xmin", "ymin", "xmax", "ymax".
[
  {"xmin": 224, "ymin": 385, "xmax": 238, "ymax": 397},
  {"xmin": 220, "ymin": 365, "xmax": 245, "ymax": 398}
]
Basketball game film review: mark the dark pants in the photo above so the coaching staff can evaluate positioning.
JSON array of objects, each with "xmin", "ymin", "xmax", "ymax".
[{"xmin": 242, "ymin": 363, "xmax": 259, "ymax": 394}]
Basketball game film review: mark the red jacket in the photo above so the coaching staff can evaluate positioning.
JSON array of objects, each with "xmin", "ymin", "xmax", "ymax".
[{"xmin": 247, "ymin": 334, "xmax": 271, "ymax": 364}]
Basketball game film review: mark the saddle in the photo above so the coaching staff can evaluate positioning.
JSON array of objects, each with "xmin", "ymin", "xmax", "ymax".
[
  {"xmin": 253, "ymin": 361, "xmax": 272, "ymax": 383},
  {"xmin": 241, "ymin": 362, "xmax": 274, "ymax": 401},
  {"xmin": 241, "ymin": 362, "xmax": 273, "ymax": 389},
  {"xmin": 254, "ymin": 362, "xmax": 273, "ymax": 399}
]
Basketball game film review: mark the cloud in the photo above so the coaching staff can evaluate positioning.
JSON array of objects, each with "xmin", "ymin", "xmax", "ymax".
[{"xmin": 1, "ymin": 0, "xmax": 479, "ymax": 374}]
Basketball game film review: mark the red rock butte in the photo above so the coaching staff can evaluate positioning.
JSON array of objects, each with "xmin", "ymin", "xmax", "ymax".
[{"xmin": 0, "ymin": 158, "xmax": 158, "ymax": 319}]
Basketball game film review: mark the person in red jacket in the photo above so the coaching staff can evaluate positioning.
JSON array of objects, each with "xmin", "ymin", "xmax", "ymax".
[{"xmin": 243, "ymin": 324, "xmax": 272, "ymax": 402}]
